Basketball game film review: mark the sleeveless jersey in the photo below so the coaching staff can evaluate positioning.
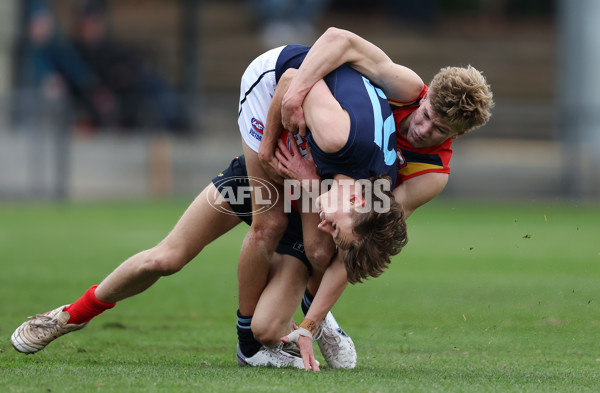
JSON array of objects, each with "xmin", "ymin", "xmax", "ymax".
[
  {"xmin": 388, "ymin": 86, "xmax": 453, "ymax": 183},
  {"xmin": 275, "ymin": 45, "xmax": 397, "ymax": 187}
]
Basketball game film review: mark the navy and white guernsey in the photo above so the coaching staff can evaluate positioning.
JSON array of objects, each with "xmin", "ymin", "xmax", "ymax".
[{"xmin": 275, "ymin": 44, "xmax": 397, "ymax": 187}]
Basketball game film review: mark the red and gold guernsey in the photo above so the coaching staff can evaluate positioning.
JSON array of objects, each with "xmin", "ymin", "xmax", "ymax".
[{"xmin": 388, "ymin": 85, "xmax": 453, "ymax": 183}]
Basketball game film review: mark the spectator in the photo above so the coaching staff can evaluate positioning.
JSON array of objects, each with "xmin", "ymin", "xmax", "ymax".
[
  {"xmin": 16, "ymin": 0, "xmax": 100, "ymax": 127},
  {"xmin": 246, "ymin": 0, "xmax": 332, "ymax": 47},
  {"xmin": 70, "ymin": 0, "xmax": 189, "ymax": 134}
]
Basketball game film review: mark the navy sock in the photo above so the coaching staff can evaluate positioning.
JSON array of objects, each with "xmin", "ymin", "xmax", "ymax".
[
  {"xmin": 236, "ymin": 310, "xmax": 261, "ymax": 357},
  {"xmin": 301, "ymin": 288, "xmax": 314, "ymax": 316}
]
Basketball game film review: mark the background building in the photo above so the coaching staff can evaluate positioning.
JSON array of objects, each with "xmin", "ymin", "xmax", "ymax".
[{"xmin": 0, "ymin": 0, "xmax": 597, "ymax": 202}]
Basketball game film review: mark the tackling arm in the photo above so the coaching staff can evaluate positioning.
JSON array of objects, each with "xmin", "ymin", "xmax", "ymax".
[
  {"xmin": 282, "ymin": 27, "xmax": 424, "ymax": 132},
  {"xmin": 301, "ymin": 78, "xmax": 351, "ymax": 153},
  {"xmin": 393, "ymin": 172, "xmax": 449, "ymax": 219},
  {"xmin": 274, "ymin": 137, "xmax": 336, "ymax": 272}
]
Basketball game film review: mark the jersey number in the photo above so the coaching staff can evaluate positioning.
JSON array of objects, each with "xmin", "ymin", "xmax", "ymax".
[{"xmin": 362, "ymin": 77, "xmax": 396, "ymax": 166}]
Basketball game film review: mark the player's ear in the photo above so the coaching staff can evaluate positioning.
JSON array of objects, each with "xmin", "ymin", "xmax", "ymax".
[{"xmin": 349, "ymin": 194, "xmax": 365, "ymax": 208}]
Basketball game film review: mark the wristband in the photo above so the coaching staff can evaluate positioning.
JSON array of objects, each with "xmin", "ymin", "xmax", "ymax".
[
  {"xmin": 299, "ymin": 318, "xmax": 318, "ymax": 337},
  {"xmin": 285, "ymin": 327, "xmax": 313, "ymax": 344},
  {"xmin": 296, "ymin": 327, "xmax": 313, "ymax": 339}
]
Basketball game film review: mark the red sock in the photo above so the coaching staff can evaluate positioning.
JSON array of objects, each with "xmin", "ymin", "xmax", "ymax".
[{"xmin": 64, "ymin": 285, "xmax": 116, "ymax": 324}]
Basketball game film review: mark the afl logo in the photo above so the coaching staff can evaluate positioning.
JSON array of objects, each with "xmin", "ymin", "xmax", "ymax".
[
  {"xmin": 251, "ymin": 118, "xmax": 264, "ymax": 134},
  {"xmin": 208, "ymin": 176, "xmax": 279, "ymax": 217}
]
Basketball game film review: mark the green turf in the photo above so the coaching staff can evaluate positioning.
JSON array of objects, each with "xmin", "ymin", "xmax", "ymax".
[{"xmin": 1, "ymin": 199, "xmax": 599, "ymax": 392}]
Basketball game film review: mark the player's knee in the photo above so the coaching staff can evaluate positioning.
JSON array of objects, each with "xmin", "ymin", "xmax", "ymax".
[
  {"xmin": 305, "ymin": 241, "xmax": 335, "ymax": 271},
  {"xmin": 141, "ymin": 246, "xmax": 188, "ymax": 276},
  {"xmin": 251, "ymin": 212, "xmax": 287, "ymax": 242},
  {"xmin": 252, "ymin": 319, "xmax": 282, "ymax": 348}
]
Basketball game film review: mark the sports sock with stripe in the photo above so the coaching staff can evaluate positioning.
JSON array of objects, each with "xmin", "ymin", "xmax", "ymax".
[
  {"xmin": 301, "ymin": 288, "xmax": 314, "ymax": 316},
  {"xmin": 236, "ymin": 310, "xmax": 262, "ymax": 357},
  {"xmin": 64, "ymin": 285, "xmax": 116, "ymax": 324}
]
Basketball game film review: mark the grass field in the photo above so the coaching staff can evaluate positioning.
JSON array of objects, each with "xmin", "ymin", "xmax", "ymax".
[{"xmin": 0, "ymin": 198, "xmax": 598, "ymax": 392}]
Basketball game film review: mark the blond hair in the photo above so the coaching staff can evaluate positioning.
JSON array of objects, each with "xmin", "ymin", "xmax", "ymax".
[{"xmin": 428, "ymin": 65, "xmax": 494, "ymax": 132}]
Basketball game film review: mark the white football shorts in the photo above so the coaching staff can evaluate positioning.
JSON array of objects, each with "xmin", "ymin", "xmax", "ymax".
[{"xmin": 237, "ymin": 46, "xmax": 285, "ymax": 153}]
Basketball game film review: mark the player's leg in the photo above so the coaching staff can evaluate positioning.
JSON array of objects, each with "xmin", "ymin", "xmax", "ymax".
[
  {"xmin": 303, "ymin": 270, "xmax": 322, "ymax": 316},
  {"xmin": 95, "ymin": 183, "xmax": 241, "ymax": 304},
  {"xmin": 11, "ymin": 182, "xmax": 242, "ymax": 354},
  {"xmin": 234, "ymin": 142, "xmax": 288, "ymax": 362},
  {"xmin": 236, "ymin": 141, "xmax": 288, "ymax": 318},
  {"xmin": 237, "ymin": 252, "xmax": 308, "ymax": 369},
  {"xmin": 251, "ymin": 252, "xmax": 309, "ymax": 347},
  {"xmin": 237, "ymin": 204, "xmax": 309, "ymax": 368}
]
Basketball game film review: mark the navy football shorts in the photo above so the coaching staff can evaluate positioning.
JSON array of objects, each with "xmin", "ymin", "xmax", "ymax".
[{"xmin": 211, "ymin": 155, "xmax": 311, "ymax": 274}]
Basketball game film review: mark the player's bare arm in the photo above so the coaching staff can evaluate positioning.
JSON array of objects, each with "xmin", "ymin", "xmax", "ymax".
[
  {"xmin": 261, "ymin": 74, "xmax": 339, "ymax": 271},
  {"xmin": 282, "ymin": 253, "xmax": 348, "ymax": 370},
  {"xmin": 301, "ymin": 79, "xmax": 350, "ymax": 153},
  {"xmin": 393, "ymin": 172, "xmax": 449, "ymax": 219},
  {"xmin": 275, "ymin": 137, "xmax": 336, "ymax": 271},
  {"xmin": 304, "ymin": 254, "xmax": 348, "ymax": 326},
  {"xmin": 258, "ymin": 68, "xmax": 298, "ymax": 182},
  {"xmin": 282, "ymin": 27, "xmax": 424, "ymax": 132}
]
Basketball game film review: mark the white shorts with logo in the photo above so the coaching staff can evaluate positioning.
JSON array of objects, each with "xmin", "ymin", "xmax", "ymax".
[{"xmin": 237, "ymin": 46, "xmax": 285, "ymax": 153}]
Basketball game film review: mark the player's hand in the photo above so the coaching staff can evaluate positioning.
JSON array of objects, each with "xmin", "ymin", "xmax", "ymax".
[
  {"xmin": 275, "ymin": 137, "xmax": 318, "ymax": 187},
  {"xmin": 281, "ymin": 330, "xmax": 320, "ymax": 372},
  {"xmin": 263, "ymin": 157, "xmax": 285, "ymax": 185},
  {"xmin": 281, "ymin": 92, "xmax": 307, "ymax": 136},
  {"xmin": 258, "ymin": 145, "xmax": 285, "ymax": 185}
]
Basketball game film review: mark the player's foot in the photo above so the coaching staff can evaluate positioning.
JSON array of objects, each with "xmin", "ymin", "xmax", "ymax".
[
  {"xmin": 11, "ymin": 305, "xmax": 88, "ymax": 354},
  {"xmin": 315, "ymin": 311, "xmax": 357, "ymax": 369},
  {"xmin": 237, "ymin": 343, "xmax": 305, "ymax": 369}
]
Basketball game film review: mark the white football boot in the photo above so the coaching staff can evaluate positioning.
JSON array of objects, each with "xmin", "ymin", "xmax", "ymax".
[
  {"xmin": 315, "ymin": 311, "xmax": 357, "ymax": 369},
  {"xmin": 11, "ymin": 305, "xmax": 88, "ymax": 354},
  {"xmin": 237, "ymin": 343, "xmax": 305, "ymax": 368}
]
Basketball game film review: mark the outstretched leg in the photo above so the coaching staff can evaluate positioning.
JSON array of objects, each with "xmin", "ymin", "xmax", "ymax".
[
  {"xmin": 95, "ymin": 183, "xmax": 240, "ymax": 303},
  {"xmin": 11, "ymin": 183, "xmax": 241, "ymax": 354}
]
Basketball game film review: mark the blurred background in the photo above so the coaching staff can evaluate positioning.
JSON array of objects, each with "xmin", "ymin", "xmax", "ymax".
[{"xmin": 0, "ymin": 0, "xmax": 597, "ymax": 202}]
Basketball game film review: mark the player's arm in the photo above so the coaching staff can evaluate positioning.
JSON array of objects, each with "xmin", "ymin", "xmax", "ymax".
[
  {"xmin": 282, "ymin": 27, "xmax": 424, "ymax": 132},
  {"xmin": 301, "ymin": 78, "xmax": 351, "ymax": 153},
  {"xmin": 393, "ymin": 172, "xmax": 449, "ymax": 219},
  {"xmin": 275, "ymin": 137, "xmax": 336, "ymax": 272},
  {"xmin": 258, "ymin": 68, "xmax": 298, "ymax": 182},
  {"xmin": 282, "ymin": 253, "xmax": 348, "ymax": 370},
  {"xmin": 304, "ymin": 253, "xmax": 348, "ymax": 325}
]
